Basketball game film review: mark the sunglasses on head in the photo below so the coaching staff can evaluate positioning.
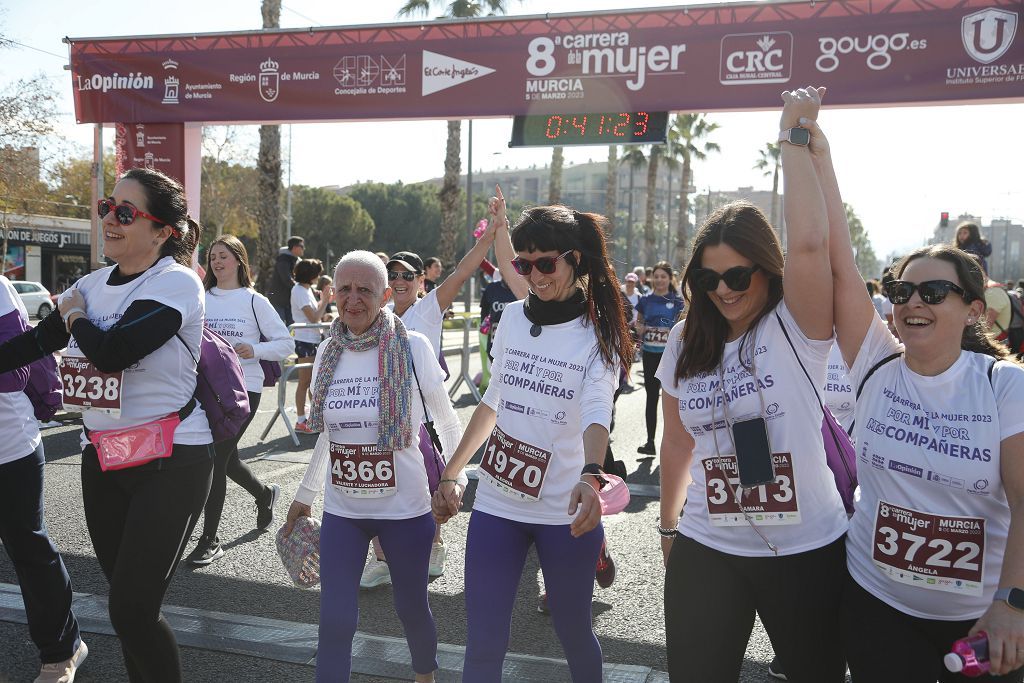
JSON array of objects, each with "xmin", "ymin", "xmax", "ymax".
[
  {"xmin": 510, "ymin": 250, "xmax": 572, "ymax": 276},
  {"xmin": 689, "ymin": 264, "xmax": 761, "ymax": 293},
  {"xmin": 387, "ymin": 270, "xmax": 418, "ymax": 282},
  {"xmin": 883, "ymin": 279, "xmax": 968, "ymax": 305},
  {"xmin": 98, "ymin": 198, "xmax": 169, "ymax": 228}
]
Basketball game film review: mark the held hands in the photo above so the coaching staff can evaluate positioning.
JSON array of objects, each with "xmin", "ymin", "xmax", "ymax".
[
  {"xmin": 234, "ymin": 343, "xmax": 255, "ymax": 359},
  {"xmin": 432, "ymin": 479, "xmax": 464, "ymax": 524},
  {"xmin": 486, "ymin": 184, "xmax": 509, "ymax": 238},
  {"xmin": 58, "ymin": 288, "xmax": 85, "ymax": 318},
  {"xmin": 569, "ymin": 479, "xmax": 602, "ymax": 537},
  {"xmin": 969, "ymin": 602, "xmax": 1024, "ymax": 675},
  {"xmin": 779, "ymin": 86, "xmax": 825, "ymax": 132},
  {"xmin": 283, "ymin": 500, "xmax": 312, "ymax": 536}
]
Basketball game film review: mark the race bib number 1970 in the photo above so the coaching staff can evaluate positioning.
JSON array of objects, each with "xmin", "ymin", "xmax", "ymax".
[
  {"xmin": 478, "ymin": 425, "xmax": 550, "ymax": 502},
  {"xmin": 59, "ymin": 356, "xmax": 123, "ymax": 416}
]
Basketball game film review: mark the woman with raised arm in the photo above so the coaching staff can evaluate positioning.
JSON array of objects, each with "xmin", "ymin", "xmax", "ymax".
[
  {"xmin": 812, "ymin": 110, "xmax": 1024, "ymax": 680},
  {"xmin": 186, "ymin": 235, "xmax": 293, "ymax": 565},
  {"xmin": 656, "ymin": 88, "xmax": 848, "ymax": 682},
  {"xmin": 284, "ymin": 250, "xmax": 464, "ymax": 683},
  {"xmin": 0, "ymin": 168, "xmax": 214, "ymax": 682},
  {"xmin": 432, "ymin": 205, "xmax": 632, "ymax": 682}
]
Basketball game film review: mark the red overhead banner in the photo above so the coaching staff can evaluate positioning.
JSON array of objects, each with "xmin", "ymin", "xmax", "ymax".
[{"xmin": 69, "ymin": 0, "xmax": 1023, "ymax": 124}]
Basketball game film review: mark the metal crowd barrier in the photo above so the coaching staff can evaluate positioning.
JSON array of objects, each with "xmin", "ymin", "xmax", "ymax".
[{"xmin": 446, "ymin": 314, "xmax": 481, "ymax": 403}]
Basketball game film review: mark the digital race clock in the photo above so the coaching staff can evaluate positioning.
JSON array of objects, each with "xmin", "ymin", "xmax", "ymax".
[{"xmin": 509, "ymin": 111, "xmax": 669, "ymax": 148}]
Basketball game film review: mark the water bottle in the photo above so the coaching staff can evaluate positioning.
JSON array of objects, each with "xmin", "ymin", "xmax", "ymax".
[{"xmin": 944, "ymin": 632, "xmax": 990, "ymax": 677}]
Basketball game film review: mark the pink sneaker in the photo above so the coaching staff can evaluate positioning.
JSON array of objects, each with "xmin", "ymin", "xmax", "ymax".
[{"xmin": 295, "ymin": 421, "xmax": 315, "ymax": 434}]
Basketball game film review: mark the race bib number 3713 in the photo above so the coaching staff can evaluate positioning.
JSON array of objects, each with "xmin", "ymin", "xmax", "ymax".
[
  {"xmin": 704, "ymin": 453, "xmax": 800, "ymax": 526},
  {"xmin": 329, "ymin": 442, "xmax": 397, "ymax": 498},
  {"xmin": 59, "ymin": 356, "xmax": 123, "ymax": 416},
  {"xmin": 872, "ymin": 500, "xmax": 985, "ymax": 596},
  {"xmin": 478, "ymin": 425, "xmax": 550, "ymax": 502}
]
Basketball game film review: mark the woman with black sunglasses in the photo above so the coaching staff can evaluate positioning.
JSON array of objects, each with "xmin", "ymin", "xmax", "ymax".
[
  {"xmin": 0, "ymin": 168, "xmax": 213, "ymax": 682},
  {"xmin": 634, "ymin": 260, "xmax": 684, "ymax": 456},
  {"xmin": 432, "ymin": 202, "xmax": 632, "ymax": 681},
  {"xmin": 810, "ymin": 117, "xmax": 1024, "ymax": 678},
  {"xmin": 656, "ymin": 88, "xmax": 849, "ymax": 682}
]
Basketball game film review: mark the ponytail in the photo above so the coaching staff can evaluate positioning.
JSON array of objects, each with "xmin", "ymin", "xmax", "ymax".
[{"xmin": 162, "ymin": 216, "xmax": 202, "ymax": 268}]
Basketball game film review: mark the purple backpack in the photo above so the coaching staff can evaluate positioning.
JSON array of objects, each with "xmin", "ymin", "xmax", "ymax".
[
  {"xmin": 24, "ymin": 354, "xmax": 62, "ymax": 421},
  {"xmin": 177, "ymin": 327, "xmax": 250, "ymax": 443}
]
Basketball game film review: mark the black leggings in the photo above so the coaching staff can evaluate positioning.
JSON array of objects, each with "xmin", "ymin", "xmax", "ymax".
[
  {"xmin": 842, "ymin": 573, "xmax": 1024, "ymax": 683},
  {"xmin": 202, "ymin": 392, "xmax": 268, "ymax": 538},
  {"xmin": 642, "ymin": 350, "xmax": 663, "ymax": 442},
  {"xmin": 81, "ymin": 447, "xmax": 214, "ymax": 683},
  {"xmin": 664, "ymin": 533, "xmax": 847, "ymax": 683}
]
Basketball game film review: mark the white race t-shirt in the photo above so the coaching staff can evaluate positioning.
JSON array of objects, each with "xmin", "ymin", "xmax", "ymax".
[
  {"xmin": 823, "ymin": 343, "xmax": 855, "ymax": 430},
  {"xmin": 205, "ymin": 287, "xmax": 293, "ymax": 393},
  {"xmin": 399, "ymin": 288, "xmax": 445, "ymax": 358},
  {"xmin": 62, "ymin": 257, "xmax": 212, "ymax": 445},
  {"xmin": 0, "ymin": 276, "xmax": 41, "ymax": 465},
  {"xmin": 475, "ymin": 301, "xmax": 618, "ymax": 525},
  {"xmin": 290, "ymin": 284, "xmax": 321, "ymax": 343},
  {"xmin": 312, "ymin": 331, "xmax": 443, "ymax": 520},
  {"xmin": 846, "ymin": 315, "xmax": 1024, "ymax": 619},
  {"xmin": 656, "ymin": 302, "xmax": 849, "ymax": 557}
]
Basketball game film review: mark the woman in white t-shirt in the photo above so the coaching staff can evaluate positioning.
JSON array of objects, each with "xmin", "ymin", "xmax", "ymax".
[
  {"xmin": 0, "ymin": 168, "xmax": 213, "ymax": 682},
  {"xmin": 184, "ymin": 235, "xmax": 294, "ymax": 566},
  {"xmin": 291, "ymin": 258, "xmax": 333, "ymax": 433},
  {"xmin": 656, "ymin": 88, "xmax": 848, "ymax": 682},
  {"xmin": 284, "ymin": 251, "xmax": 463, "ymax": 683},
  {"xmin": 807, "ymin": 118, "xmax": 1024, "ymax": 677},
  {"xmin": 433, "ymin": 203, "xmax": 633, "ymax": 681}
]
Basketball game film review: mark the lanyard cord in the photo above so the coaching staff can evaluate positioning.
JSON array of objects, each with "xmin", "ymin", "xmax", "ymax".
[{"xmin": 709, "ymin": 327, "xmax": 779, "ymax": 555}]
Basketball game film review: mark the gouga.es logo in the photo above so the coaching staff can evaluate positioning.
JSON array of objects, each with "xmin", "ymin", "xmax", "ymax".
[
  {"xmin": 962, "ymin": 9, "xmax": 1018, "ymax": 64},
  {"xmin": 815, "ymin": 32, "xmax": 927, "ymax": 72},
  {"xmin": 720, "ymin": 32, "xmax": 793, "ymax": 85}
]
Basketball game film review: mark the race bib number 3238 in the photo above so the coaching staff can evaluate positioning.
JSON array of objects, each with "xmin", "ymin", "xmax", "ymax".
[
  {"xmin": 479, "ymin": 425, "xmax": 550, "ymax": 502},
  {"xmin": 59, "ymin": 356, "xmax": 123, "ymax": 416}
]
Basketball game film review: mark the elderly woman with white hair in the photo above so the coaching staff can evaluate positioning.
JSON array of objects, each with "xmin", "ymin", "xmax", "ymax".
[{"xmin": 284, "ymin": 250, "xmax": 464, "ymax": 683}]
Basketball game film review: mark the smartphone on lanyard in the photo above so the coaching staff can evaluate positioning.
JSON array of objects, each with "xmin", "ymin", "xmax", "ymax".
[{"xmin": 731, "ymin": 417, "xmax": 775, "ymax": 488}]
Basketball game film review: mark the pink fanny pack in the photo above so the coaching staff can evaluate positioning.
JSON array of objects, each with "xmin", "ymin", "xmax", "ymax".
[{"xmin": 88, "ymin": 413, "xmax": 180, "ymax": 471}]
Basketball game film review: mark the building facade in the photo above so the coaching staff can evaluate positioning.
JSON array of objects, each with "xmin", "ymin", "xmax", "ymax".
[
  {"xmin": 2, "ymin": 213, "xmax": 93, "ymax": 293},
  {"xmin": 930, "ymin": 213, "xmax": 1023, "ymax": 283}
]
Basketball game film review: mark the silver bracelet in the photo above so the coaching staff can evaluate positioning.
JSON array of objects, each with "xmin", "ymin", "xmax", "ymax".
[{"xmin": 657, "ymin": 525, "xmax": 679, "ymax": 538}]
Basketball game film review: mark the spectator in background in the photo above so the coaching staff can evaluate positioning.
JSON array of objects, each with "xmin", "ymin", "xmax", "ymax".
[
  {"xmin": 952, "ymin": 221, "xmax": 992, "ymax": 275},
  {"xmin": 292, "ymin": 259, "xmax": 333, "ymax": 434},
  {"xmin": 621, "ymin": 273, "xmax": 640, "ymax": 324},
  {"xmin": 867, "ymin": 280, "xmax": 887, "ymax": 320},
  {"xmin": 375, "ymin": 251, "xmax": 389, "ymax": 264},
  {"xmin": 268, "ymin": 236, "xmax": 305, "ymax": 326},
  {"xmin": 633, "ymin": 266, "xmax": 650, "ymax": 295},
  {"xmin": 879, "ymin": 269, "xmax": 896, "ymax": 337},
  {"xmin": 317, "ymin": 275, "xmax": 336, "ymax": 321},
  {"xmin": 423, "ymin": 258, "xmax": 443, "ymax": 293}
]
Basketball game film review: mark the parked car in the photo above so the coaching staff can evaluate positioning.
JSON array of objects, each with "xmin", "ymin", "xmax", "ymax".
[{"xmin": 12, "ymin": 280, "xmax": 53, "ymax": 319}]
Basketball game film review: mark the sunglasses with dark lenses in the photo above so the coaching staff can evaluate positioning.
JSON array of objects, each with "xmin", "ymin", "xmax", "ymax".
[
  {"xmin": 510, "ymin": 250, "xmax": 572, "ymax": 276},
  {"xmin": 387, "ymin": 271, "xmax": 418, "ymax": 282},
  {"xmin": 883, "ymin": 279, "xmax": 968, "ymax": 305},
  {"xmin": 689, "ymin": 264, "xmax": 762, "ymax": 293},
  {"xmin": 97, "ymin": 198, "xmax": 167, "ymax": 227}
]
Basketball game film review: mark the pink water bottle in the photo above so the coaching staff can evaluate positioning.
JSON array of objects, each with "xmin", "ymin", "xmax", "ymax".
[{"xmin": 944, "ymin": 632, "xmax": 990, "ymax": 677}]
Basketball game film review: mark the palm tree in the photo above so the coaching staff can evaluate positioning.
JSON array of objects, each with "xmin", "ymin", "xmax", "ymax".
[
  {"xmin": 670, "ymin": 113, "xmax": 720, "ymax": 268},
  {"xmin": 255, "ymin": 0, "xmax": 283, "ymax": 288},
  {"xmin": 604, "ymin": 145, "xmax": 617, "ymax": 261},
  {"xmin": 643, "ymin": 144, "xmax": 669, "ymax": 264},
  {"xmin": 619, "ymin": 147, "xmax": 647, "ymax": 270},
  {"xmin": 548, "ymin": 146, "xmax": 563, "ymax": 203},
  {"xmin": 754, "ymin": 141, "xmax": 782, "ymax": 244},
  {"xmin": 398, "ymin": 0, "xmax": 515, "ymax": 272}
]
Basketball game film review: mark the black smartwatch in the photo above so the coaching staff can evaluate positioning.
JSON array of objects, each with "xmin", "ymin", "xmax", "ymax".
[
  {"xmin": 580, "ymin": 463, "xmax": 609, "ymax": 488},
  {"xmin": 778, "ymin": 127, "xmax": 810, "ymax": 146},
  {"xmin": 994, "ymin": 587, "xmax": 1024, "ymax": 611}
]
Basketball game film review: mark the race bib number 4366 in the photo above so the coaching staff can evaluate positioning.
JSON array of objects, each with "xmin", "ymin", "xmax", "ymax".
[
  {"xmin": 329, "ymin": 442, "xmax": 396, "ymax": 497},
  {"xmin": 872, "ymin": 500, "xmax": 985, "ymax": 596},
  {"xmin": 478, "ymin": 425, "xmax": 550, "ymax": 502},
  {"xmin": 59, "ymin": 356, "xmax": 123, "ymax": 416}
]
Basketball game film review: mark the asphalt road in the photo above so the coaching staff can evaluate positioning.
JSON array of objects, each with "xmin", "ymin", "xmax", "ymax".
[{"xmin": 0, "ymin": 334, "xmax": 804, "ymax": 682}]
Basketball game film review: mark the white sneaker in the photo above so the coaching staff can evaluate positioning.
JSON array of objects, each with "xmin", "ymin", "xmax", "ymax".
[
  {"xmin": 360, "ymin": 557, "xmax": 391, "ymax": 588},
  {"xmin": 35, "ymin": 640, "xmax": 88, "ymax": 683},
  {"xmin": 428, "ymin": 542, "xmax": 447, "ymax": 577}
]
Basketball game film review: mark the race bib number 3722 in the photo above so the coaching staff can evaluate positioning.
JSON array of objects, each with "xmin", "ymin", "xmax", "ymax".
[
  {"xmin": 59, "ymin": 356, "xmax": 123, "ymax": 416},
  {"xmin": 872, "ymin": 500, "xmax": 985, "ymax": 596},
  {"xmin": 478, "ymin": 425, "xmax": 550, "ymax": 502},
  {"xmin": 329, "ymin": 442, "xmax": 397, "ymax": 498}
]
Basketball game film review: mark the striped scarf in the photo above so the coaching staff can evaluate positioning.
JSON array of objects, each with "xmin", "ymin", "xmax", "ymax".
[{"xmin": 306, "ymin": 309, "xmax": 413, "ymax": 450}]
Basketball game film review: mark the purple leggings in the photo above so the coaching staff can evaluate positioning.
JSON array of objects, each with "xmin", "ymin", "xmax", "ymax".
[
  {"xmin": 463, "ymin": 510, "xmax": 604, "ymax": 682},
  {"xmin": 317, "ymin": 511, "xmax": 438, "ymax": 682}
]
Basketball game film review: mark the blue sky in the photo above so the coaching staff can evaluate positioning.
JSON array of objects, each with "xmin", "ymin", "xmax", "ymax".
[{"xmin": 3, "ymin": 0, "xmax": 1022, "ymax": 259}]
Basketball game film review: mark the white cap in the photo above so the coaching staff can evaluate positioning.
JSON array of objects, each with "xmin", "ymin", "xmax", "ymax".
[{"xmin": 944, "ymin": 653, "xmax": 964, "ymax": 673}]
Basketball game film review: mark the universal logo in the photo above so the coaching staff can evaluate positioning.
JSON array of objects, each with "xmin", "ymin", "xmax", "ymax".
[
  {"xmin": 719, "ymin": 32, "xmax": 793, "ymax": 85},
  {"xmin": 961, "ymin": 9, "xmax": 1018, "ymax": 64}
]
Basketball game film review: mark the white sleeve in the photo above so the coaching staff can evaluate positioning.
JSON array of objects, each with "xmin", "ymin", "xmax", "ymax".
[
  {"xmin": 655, "ymin": 320, "xmax": 685, "ymax": 397},
  {"xmin": 140, "ymin": 267, "xmax": 203, "ymax": 324},
  {"xmin": 580, "ymin": 353, "xmax": 617, "ymax": 431},
  {"xmin": 994, "ymin": 362, "xmax": 1024, "ymax": 441},
  {"xmin": 295, "ymin": 432, "xmax": 329, "ymax": 505},
  {"xmin": 847, "ymin": 314, "xmax": 904, "ymax": 393},
  {"xmin": 251, "ymin": 293, "xmax": 294, "ymax": 361}
]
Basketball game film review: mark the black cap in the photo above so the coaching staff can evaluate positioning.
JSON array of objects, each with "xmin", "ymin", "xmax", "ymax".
[{"xmin": 387, "ymin": 251, "xmax": 424, "ymax": 274}]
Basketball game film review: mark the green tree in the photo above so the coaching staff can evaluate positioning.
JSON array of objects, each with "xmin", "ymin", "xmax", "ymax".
[
  {"xmin": 604, "ymin": 145, "xmax": 618, "ymax": 262},
  {"xmin": 397, "ymin": 0, "xmax": 517, "ymax": 274},
  {"xmin": 670, "ymin": 114, "xmax": 720, "ymax": 267},
  {"xmin": 548, "ymin": 146, "xmax": 563, "ymax": 203},
  {"xmin": 44, "ymin": 153, "xmax": 117, "ymax": 219},
  {"xmin": 845, "ymin": 203, "xmax": 880, "ymax": 279},
  {"xmin": 753, "ymin": 142, "xmax": 781, "ymax": 234},
  {"xmin": 644, "ymin": 144, "xmax": 669, "ymax": 264},
  {"xmin": 619, "ymin": 146, "xmax": 646, "ymax": 269},
  {"xmin": 290, "ymin": 185, "xmax": 375, "ymax": 264},
  {"xmin": 347, "ymin": 181, "xmax": 442, "ymax": 257}
]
